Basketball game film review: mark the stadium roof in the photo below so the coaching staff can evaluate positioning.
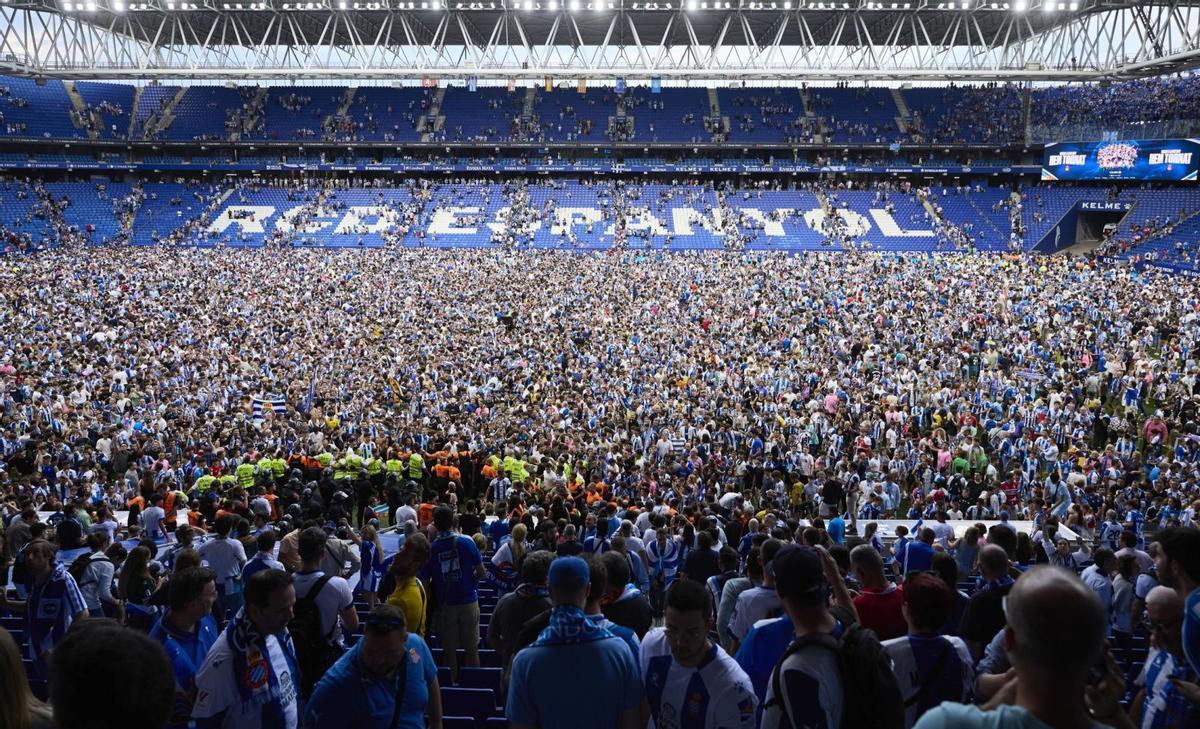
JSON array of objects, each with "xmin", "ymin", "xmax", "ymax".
[{"xmin": 0, "ymin": 0, "xmax": 1197, "ymax": 81}]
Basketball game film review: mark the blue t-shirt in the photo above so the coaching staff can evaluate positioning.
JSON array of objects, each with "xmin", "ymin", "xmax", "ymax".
[
  {"xmin": 902, "ymin": 541, "xmax": 935, "ymax": 574},
  {"xmin": 1184, "ymin": 587, "xmax": 1200, "ymax": 677},
  {"xmin": 149, "ymin": 614, "xmax": 221, "ymax": 729},
  {"xmin": 734, "ymin": 616, "xmax": 793, "ymax": 722},
  {"xmin": 828, "ymin": 517, "xmax": 846, "ymax": 545},
  {"xmin": 304, "ymin": 633, "xmax": 437, "ymax": 729},
  {"xmin": 423, "ymin": 533, "xmax": 483, "ymax": 606},
  {"xmin": 507, "ymin": 636, "xmax": 644, "ymax": 728}
]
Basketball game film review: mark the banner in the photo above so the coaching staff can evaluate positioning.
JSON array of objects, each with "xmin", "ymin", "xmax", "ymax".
[
  {"xmin": 468, "ymin": 76, "xmax": 477, "ymax": 92},
  {"xmin": 615, "ymin": 78, "xmax": 626, "ymax": 94},
  {"xmin": 421, "ymin": 77, "xmax": 437, "ymax": 88},
  {"xmin": 545, "ymin": 76, "xmax": 553, "ymax": 92},
  {"xmin": 1043, "ymin": 138, "xmax": 1199, "ymax": 181},
  {"xmin": 577, "ymin": 78, "xmax": 586, "ymax": 94},
  {"xmin": 507, "ymin": 77, "xmax": 516, "ymax": 92},
  {"xmin": 651, "ymin": 77, "xmax": 661, "ymax": 94}
]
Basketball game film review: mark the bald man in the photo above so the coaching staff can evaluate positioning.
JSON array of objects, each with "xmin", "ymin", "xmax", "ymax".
[
  {"xmin": 915, "ymin": 565, "xmax": 1115, "ymax": 729},
  {"xmin": 1127, "ymin": 586, "xmax": 1200, "ymax": 729}
]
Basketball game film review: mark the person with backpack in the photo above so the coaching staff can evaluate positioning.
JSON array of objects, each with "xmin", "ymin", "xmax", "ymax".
[
  {"xmin": 762, "ymin": 544, "xmax": 904, "ymax": 729},
  {"xmin": 191, "ymin": 569, "xmax": 301, "ymax": 729},
  {"xmin": 290, "ymin": 526, "xmax": 359, "ymax": 699},
  {"xmin": 73, "ymin": 530, "xmax": 123, "ymax": 623},
  {"xmin": 881, "ymin": 573, "xmax": 975, "ymax": 729}
]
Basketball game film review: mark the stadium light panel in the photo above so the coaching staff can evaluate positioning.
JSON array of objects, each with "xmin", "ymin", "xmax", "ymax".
[
  {"xmin": 1068, "ymin": 0, "xmax": 1076, "ymax": 7},
  {"xmin": 1013, "ymin": 0, "xmax": 1024, "ymax": 8},
  {"xmin": 1043, "ymin": 0, "xmax": 1054, "ymax": 9},
  {"xmin": 783, "ymin": 0, "xmax": 790, "ymax": 7},
  {"xmin": 570, "ymin": 0, "xmax": 579, "ymax": 8},
  {"xmin": 548, "ymin": 0, "xmax": 556, "ymax": 8}
]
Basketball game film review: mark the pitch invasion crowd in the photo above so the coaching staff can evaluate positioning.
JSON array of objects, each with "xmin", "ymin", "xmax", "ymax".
[{"xmin": 4, "ymin": 247, "xmax": 1200, "ymax": 729}]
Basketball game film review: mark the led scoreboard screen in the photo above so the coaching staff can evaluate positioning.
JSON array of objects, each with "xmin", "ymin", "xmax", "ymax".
[{"xmin": 1042, "ymin": 139, "xmax": 1199, "ymax": 181}]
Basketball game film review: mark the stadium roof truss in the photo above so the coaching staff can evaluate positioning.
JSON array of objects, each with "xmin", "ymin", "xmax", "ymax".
[{"xmin": 0, "ymin": 0, "xmax": 1197, "ymax": 82}]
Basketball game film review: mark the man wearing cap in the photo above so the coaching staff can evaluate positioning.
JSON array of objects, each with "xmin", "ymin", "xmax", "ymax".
[
  {"xmin": 507, "ymin": 556, "xmax": 646, "ymax": 729},
  {"xmin": 762, "ymin": 543, "xmax": 902, "ymax": 729}
]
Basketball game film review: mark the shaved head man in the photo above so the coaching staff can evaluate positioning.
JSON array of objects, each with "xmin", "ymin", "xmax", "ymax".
[{"xmin": 915, "ymin": 566, "xmax": 1111, "ymax": 729}]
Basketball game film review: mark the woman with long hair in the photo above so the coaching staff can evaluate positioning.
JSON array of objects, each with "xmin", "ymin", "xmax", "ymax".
[
  {"xmin": 118, "ymin": 545, "xmax": 160, "ymax": 631},
  {"xmin": 0, "ymin": 626, "xmax": 53, "ymax": 729},
  {"xmin": 489, "ymin": 522, "xmax": 527, "ymax": 593}
]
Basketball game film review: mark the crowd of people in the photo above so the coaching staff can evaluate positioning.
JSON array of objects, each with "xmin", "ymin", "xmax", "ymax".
[{"xmin": 0, "ymin": 243, "xmax": 1198, "ymax": 727}]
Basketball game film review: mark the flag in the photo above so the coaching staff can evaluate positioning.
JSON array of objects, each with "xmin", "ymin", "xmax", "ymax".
[
  {"xmin": 302, "ymin": 374, "xmax": 317, "ymax": 415},
  {"xmin": 468, "ymin": 75, "xmax": 478, "ymax": 92},
  {"xmin": 651, "ymin": 77, "xmax": 661, "ymax": 93},
  {"xmin": 252, "ymin": 394, "xmax": 287, "ymax": 421},
  {"xmin": 507, "ymin": 77, "xmax": 516, "ymax": 92},
  {"xmin": 421, "ymin": 77, "xmax": 437, "ymax": 88},
  {"xmin": 615, "ymin": 78, "xmax": 626, "ymax": 94},
  {"xmin": 577, "ymin": 79, "xmax": 586, "ymax": 94},
  {"xmin": 545, "ymin": 76, "xmax": 553, "ymax": 92}
]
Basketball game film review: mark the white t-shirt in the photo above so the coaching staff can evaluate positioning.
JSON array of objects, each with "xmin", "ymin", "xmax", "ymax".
[
  {"xmin": 639, "ymin": 628, "xmax": 757, "ymax": 729},
  {"xmin": 198, "ymin": 536, "xmax": 248, "ymax": 586},
  {"xmin": 929, "ymin": 521, "xmax": 955, "ymax": 550},
  {"xmin": 191, "ymin": 630, "xmax": 299, "ymax": 729},
  {"xmin": 291, "ymin": 571, "xmax": 355, "ymax": 646},
  {"xmin": 729, "ymin": 587, "xmax": 782, "ymax": 642},
  {"xmin": 141, "ymin": 506, "xmax": 166, "ymax": 537},
  {"xmin": 395, "ymin": 505, "xmax": 417, "ymax": 526}
]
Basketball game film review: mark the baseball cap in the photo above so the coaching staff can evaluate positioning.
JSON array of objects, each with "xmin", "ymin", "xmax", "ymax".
[
  {"xmin": 773, "ymin": 545, "xmax": 827, "ymax": 600},
  {"xmin": 548, "ymin": 556, "xmax": 589, "ymax": 592}
]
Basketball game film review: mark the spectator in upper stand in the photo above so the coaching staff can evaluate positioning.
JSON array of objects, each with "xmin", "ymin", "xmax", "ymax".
[
  {"xmin": 913, "ymin": 566, "xmax": 1122, "ymax": 729},
  {"xmin": 149, "ymin": 566, "xmax": 221, "ymax": 729},
  {"xmin": 384, "ymin": 532, "xmax": 432, "ymax": 638},
  {"xmin": 896, "ymin": 528, "xmax": 937, "ymax": 578},
  {"xmin": 727, "ymin": 538, "xmax": 784, "ymax": 655},
  {"xmin": 960, "ymin": 544, "xmax": 1015, "ymax": 662},
  {"xmin": 197, "ymin": 514, "xmax": 247, "ymax": 623},
  {"xmin": 292, "ymin": 525, "xmax": 359, "ymax": 696},
  {"xmin": 762, "ymin": 544, "xmax": 903, "ymax": 729},
  {"xmin": 506, "ymin": 556, "xmax": 646, "ymax": 729},
  {"xmin": 1081, "ymin": 547, "xmax": 1117, "ymax": 625},
  {"xmin": 191, "ymin": 569, "xmax": 300, "ymax": 729},
  {"xmin": 600, "ymin": 549, "xmax": 654, "ymax": 639},
  {"xmin": 882, "ymin": 573, "xmax": 976, "ymax": 729},
  {"xmin": 851, "ymin": 542, "xmax": 908, "ymax": 641},
  {"xmin": 640, "ymin": 579, "xmax": 757, "ymax": 729},
  {"xmin": 422, "ymin": 505, "xmax": 485, "ymax": 684},
  {"xmin": 489, "ymin": 549, "xmax": 553, "ymax": 672},
  {"xmin": 241, "ymin": 529, "xmax": 284, "ymax": 582},
  {"xmin": 77, "ymin": 530, "xmax": 123, "ymax": 623},
  {"xmin": 304, "ymin": 604, "xmax": 443, "ymax": 729}
]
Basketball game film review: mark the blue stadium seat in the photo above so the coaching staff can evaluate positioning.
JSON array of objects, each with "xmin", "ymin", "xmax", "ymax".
[
  {"xmin": 458, "ymin": 667, "xmax": 503, "ymax": 704},
  {"xmin": 441, "ymin": 687, "xmax": 500, "ymax": 724}
]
